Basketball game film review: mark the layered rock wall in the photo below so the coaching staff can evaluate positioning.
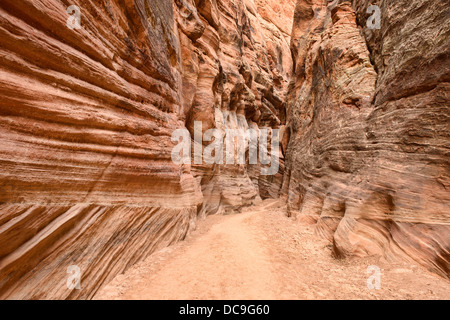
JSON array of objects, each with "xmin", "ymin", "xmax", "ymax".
[
  {"xmin": 177, "ymin": 0, "xmax": 295, "ymax": 214},
  {"xmin": 0, "ymin": 0, "xmax": 294, "ymax": 299},
  {"xmin": 283, "ymin": 0, "xmax": 449, "ymax": 278},
  {"xmin": 1, "ymin": 0, "xmax": 448, "ymax": 300}
]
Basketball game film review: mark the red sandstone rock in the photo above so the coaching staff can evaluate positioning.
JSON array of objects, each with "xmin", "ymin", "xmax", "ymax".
[
  {"xmin": 176, "ymin": 0, "xmax": 294, "ymax": 215},
  {"xmin": 0, "ymin": 0, "xmax": 294, "ymax": 299},
  {"xmin": 0, "ymin": 0, "xmax": 448, "ymax": 300},
  {"xmin": 283, "ymin": 0, "xmax": 449, "ymax": 279}
]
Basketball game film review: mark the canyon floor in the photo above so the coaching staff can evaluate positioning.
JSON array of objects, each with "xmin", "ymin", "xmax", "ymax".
[{"xmin": 95, "ymin": 200, "xmax": 450, "ymax": 300}]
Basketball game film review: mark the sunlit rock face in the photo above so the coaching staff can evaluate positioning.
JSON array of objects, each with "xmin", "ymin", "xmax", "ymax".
[
  {"xmin": 0, "ymin": 0, "xmax": 294, "ymax": 298},
  {"xmin": 177, "ymin": 0, "xmax": 295, "ymax": 215},
  {"xmin": 1, "ymin": 0, "xmax": 447, "ymax": 300},
  {"xmin": 282, "ymin": 0, "xmax": 449, "ymax": 278}
]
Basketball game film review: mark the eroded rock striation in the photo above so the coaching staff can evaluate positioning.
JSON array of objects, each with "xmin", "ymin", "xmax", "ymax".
[
  {"xmin": 0, "ymin": 0, "xmax": 294, "ymax": 298},
  {"xmin": 282, "ymin": 0, "xmax": 449, "ymax": 278},
  {"xmin": 0, "ymin": 0, "xmax": 448, "ymax": 300},
  {"xmin": 176, "ymin": 0, "xmax": 294, "ymax": 215}
]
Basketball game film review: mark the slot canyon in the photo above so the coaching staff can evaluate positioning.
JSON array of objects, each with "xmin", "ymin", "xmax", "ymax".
[{"xmin": 0, "ymin": 0, "xmax": 448, "ymax": 299}]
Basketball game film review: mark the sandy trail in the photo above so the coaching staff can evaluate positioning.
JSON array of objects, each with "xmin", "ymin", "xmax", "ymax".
[{"xmin": 95, "ymin": 200, "xmax": 450, "ymax": 300}]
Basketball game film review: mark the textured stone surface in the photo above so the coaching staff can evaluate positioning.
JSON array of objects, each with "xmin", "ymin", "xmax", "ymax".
[
  {"xmin": 175, "ymin": 0, "xmax": 295, "ymax": 215},
  {"xmin": 0, "ymin": 0, "xmax": 294, "ymax": 299},
  {"xmin": 1, "ymin": 0, "xmax": 448, "ymax": 300},
  {"xmin": 283, "ymin": 0, "xmax": 449, "ymax": 278}
]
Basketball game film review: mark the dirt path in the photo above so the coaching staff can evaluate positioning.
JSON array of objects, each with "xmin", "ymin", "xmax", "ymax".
[{"xmin": 95, "ymin": 200, "xmax": 450, "ymax": 300}]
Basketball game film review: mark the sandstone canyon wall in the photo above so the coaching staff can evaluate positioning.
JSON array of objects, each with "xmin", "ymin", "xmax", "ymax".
[
  {"xmin": 0, "ymin": 0, "xmax": 294, "ymax": 299},
  {"xmin": 282, "ymin": 0, "xmax": 449, "ymax": 278},
  {"xmin": 0, "ymin": 0, "xmax": 448, "ymax": 300}
]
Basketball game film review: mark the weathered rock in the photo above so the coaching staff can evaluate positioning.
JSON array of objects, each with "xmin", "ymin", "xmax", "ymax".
[
  {"xmin": 177, "ymin": 0, "xmax": 295, "ymax": 214},
  {"xmin": 0, "ymin": 0, "xmax": 294, "ymax": 299},
  {"xmin": 283, "ymin": 0, "xmax": 449, "ymax": 278},
  {"xmin": 2, "ymin": 0, "xmax": 447, "ymax": 300},
  {"xmin": 0, "ymin": 0, "xmax": 204, "ymax": 299}
]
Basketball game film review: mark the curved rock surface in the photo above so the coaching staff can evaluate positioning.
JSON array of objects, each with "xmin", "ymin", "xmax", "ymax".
[
  {"xmin": 176, "ymin": 0, "xmax": 294, "ymax": 215},
  {"xmin": 0, "ymin": 0, "xmax": 448, "ymax": 300},
  {"xmin": 0, "ymin": 0, "xmax": 294, "ymax": 299},
  {"xmin": 283, "ymin": 0, "xmax": 449, "ymax": 278}
]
